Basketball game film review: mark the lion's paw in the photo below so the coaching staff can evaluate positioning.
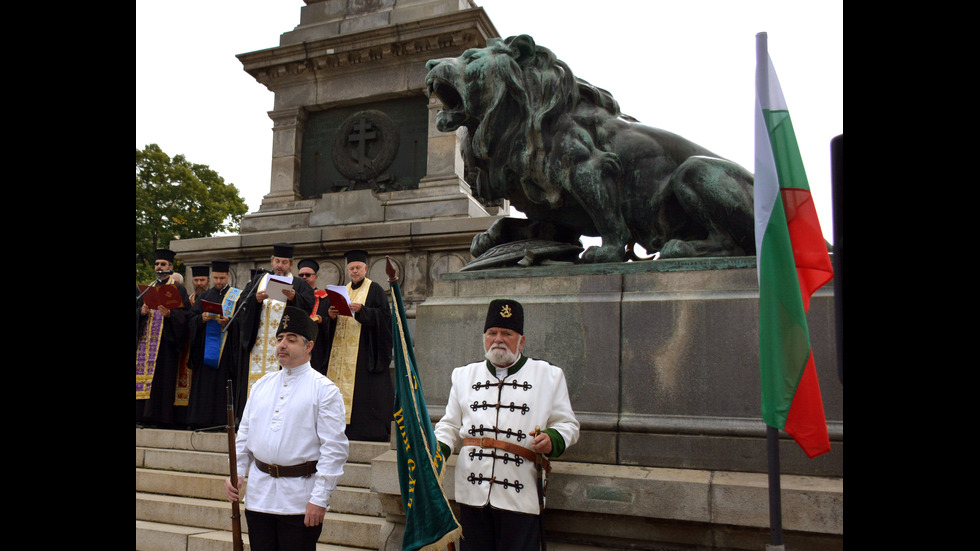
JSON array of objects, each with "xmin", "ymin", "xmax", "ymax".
[
  {"xmin": 659, "ymin": 239, "xmax": 694, "ymax": 259},
  {"xmin": 581, "ymin": 245, "xmax": 626, "ymax": 263},
  {"xmin": 470, "ymin": 232, "xmax": 496, "ymax": 258}
]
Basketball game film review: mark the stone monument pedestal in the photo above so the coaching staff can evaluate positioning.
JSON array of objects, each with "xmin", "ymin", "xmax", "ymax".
[
  {"xmin": 414, "ymin": 257, "xmax": 842, "ymax": 477},
  {"xmin": 370, "ymin": 257, "xmax": 842, "ymax": 550}
]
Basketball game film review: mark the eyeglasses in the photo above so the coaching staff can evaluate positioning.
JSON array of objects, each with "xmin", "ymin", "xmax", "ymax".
[{"xmin": 298, "ymin": 273, "xmax": 316, "ymax": 278}]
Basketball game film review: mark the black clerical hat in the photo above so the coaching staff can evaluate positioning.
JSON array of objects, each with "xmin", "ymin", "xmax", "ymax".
[
  {"xmin": 155, "ymin": 248, "xmax": 176, "ymax": 264},
  {"xmin": 277, "ymin": 306, "xmax": 318, "ymax": 342},
  {"xmin": 484, "ymin": 299, "xmax": 524, "ymax": 334},
  {"xmin": 272, "ymin": 243, "xmax": 295, "ymax": 258},
  {"xmin": 211, "ymin": 259, "xmax": 231, "ymax": 273},
  {"xmin": 298, "ymin": 258, "xmax": 320, "ymax": 272},
  {"xmin": 191, "ymin": 265, "xmax": 209, "ymax": 277},
  {"xmin": 345, "ymin": 249, "xmax": 368, "ymax": 264}
]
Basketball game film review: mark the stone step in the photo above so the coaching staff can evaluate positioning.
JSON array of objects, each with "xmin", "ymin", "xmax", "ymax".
[
  {"xmin": 137, "ymin": 493, "xmax": 384, "ymax": 549},
  {"xmin": 136, "ymin": 468, "xmax": 382, "ymax": 516},
  {"xmin": 138, "ymin": 447, "xmax": 230, "ymax": 476},
  {"xmin": 135, "ymin": 427, "xmax": 390, "ymax": 464},
  {"xmin": 136, "ymin": 452, "xmax": 376, "ymax": 490},
  {"xmin": 136, "ymin": 520, "xmax": 373, "ymax": 551},
  {"xmin": 136, "ymin": 429, "xmax": 389, "ymax": 550},
  {"xmin": 325, "ymin": 485, "xmax": 383, "ymax": 517},
  {"xmin": 136, "ymin": 427, "xmax": 228, "ymax": 454}
]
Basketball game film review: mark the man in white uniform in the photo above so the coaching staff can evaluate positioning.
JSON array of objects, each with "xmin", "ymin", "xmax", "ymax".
[
  {"xmin": 225, "ymin": 306, "xmax": 349, "ymax": 551},
  {"xmin": 435, "ymin": 299, "xmax": 579, "ymax": 551}
]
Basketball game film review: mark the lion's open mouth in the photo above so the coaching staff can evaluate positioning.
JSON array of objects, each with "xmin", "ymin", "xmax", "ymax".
[
  {"xmin": 427, "ymin": 76, "xmax": 468, "ymax": 131},
  {"xmin": 428, "ymin": 78, "xmax": 463, "ymax": 111}
]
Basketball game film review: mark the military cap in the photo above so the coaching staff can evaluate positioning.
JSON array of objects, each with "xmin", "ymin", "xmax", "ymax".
[
  {"xmin": 484, "ymin": 298, "xmax": 524, "ymax": 334},
  {"xmin": 276, "ymin": 305, "xmax": 318, "ymax": 342}
]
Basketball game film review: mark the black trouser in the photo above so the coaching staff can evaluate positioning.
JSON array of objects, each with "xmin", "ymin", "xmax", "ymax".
[
  {"xmin": 458, "ymin": 504, "xmax": 541, "ymax": 551},
  {"xmin": 244, "ymin": 509, "xmax": 323, "ymax": 551}
]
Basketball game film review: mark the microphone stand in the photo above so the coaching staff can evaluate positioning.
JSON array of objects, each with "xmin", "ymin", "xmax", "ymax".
[{"xmin": 222, "ymin": 269, "xmax": 270, "ymax": 332}]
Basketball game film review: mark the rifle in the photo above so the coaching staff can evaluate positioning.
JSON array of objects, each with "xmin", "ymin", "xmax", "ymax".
[
  {"xmin": 226, "ymin": 380, "xmax": 244, "ymax": 551},
  {"xmin": 534, "ymin": 425, "xmax": 547, "ymax": 551}
]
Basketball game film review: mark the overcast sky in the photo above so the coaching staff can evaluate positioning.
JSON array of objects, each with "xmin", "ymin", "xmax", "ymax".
[{"xmin": 136, "ymin": 0, "xmax": 842, "ymax": 243}]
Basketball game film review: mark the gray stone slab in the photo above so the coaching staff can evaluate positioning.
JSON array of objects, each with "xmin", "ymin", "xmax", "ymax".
[
  {"xmin": 414, "ymin": 260, "xmax": 842, "ymax": 477},
  {"xmin": 310, "ymin": 189, "xmax": 386, "ymax": 226},
  {"xmin": 369, "ymin": 447, "xmax": 842, "ymax": 550},
  {"xmin": 136, "ymin": 520, "xmax": 209, "ymax": 551}
]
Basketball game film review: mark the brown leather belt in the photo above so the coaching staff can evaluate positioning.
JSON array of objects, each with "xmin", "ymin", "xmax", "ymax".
[
  {"xmin": 462, "ymin": 437, "xmax": 551, "ymax": 473},
  {"xmin": 255, "ymin": 459, "xmax": 318, "ymax": 478}
]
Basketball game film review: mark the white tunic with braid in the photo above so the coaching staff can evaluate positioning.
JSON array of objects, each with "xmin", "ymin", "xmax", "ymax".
[{"xmin": 434, "ymin": 357, "xmax": 579, "ymax": 515}]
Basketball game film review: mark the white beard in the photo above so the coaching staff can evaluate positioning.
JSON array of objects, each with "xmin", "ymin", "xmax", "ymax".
[{"xmin": 485, "ymin": 343, "xmax": 519, "ymax": 367}]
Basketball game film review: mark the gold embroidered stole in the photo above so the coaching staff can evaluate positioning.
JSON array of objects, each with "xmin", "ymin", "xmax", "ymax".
[
  {"xmin": 247, "ymin": 298, "xmax": 286, "ymax": 397},
  {"xmin": 174, "ymin": 338, "xmax": 192, "ymax": 406},
  {"xmin": 136, "ymin": 277, "xmax": 173, "ymax": 400},
  {"xmin": 327, "ymin": 278, "xmax": 371, "ymax": 424},
  {"xmin": 136, "ymin": 310, "xmax": 165, "ymax": 400}
]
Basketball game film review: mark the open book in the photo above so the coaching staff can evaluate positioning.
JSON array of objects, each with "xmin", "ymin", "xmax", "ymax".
[
  {"xmin": 258, "ymin": 273, "xmax": 294, "ymax": 302},
  {"xmin": 138, "ymin": 284, "xmax": 185, "ymax": 310},
  {"xmin": 200, "ymin": 299, "xmax": 223, "ymax": 317},
  {"xmin": 325, "ymin": 285, "xmax": 354, "ymax": 317}
]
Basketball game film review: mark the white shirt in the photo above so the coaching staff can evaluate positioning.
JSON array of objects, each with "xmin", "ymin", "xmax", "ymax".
[{"xmin": 236, "ymin": 362, "xmax": 349, "ymax": 514}]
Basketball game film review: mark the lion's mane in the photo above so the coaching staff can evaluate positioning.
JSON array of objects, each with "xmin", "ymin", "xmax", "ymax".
[
  {"xmin": 470, "ymin": 35, "xmax": 624, "ymax": 208},
  {"xmin": 428, "ymin": 34, "xmax": 756, "ymax": 262}
]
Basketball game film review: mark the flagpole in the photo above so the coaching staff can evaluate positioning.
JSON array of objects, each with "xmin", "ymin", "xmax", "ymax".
[
  {"xmin": 757, "ymin": 31, "xmax": 785, "ymax": 551},
  {"xmin": 831, "ymin": 134, "xmax": 843, "ymax": 385},
  {"xmin": 766, "ymin": 426, "xmax": 784, "ymax": 550}
]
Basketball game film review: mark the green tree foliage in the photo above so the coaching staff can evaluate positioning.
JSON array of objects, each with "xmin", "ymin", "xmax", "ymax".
[{"xmin": 136, "ymin": 144, "xmax": 248, "ymax": 277}]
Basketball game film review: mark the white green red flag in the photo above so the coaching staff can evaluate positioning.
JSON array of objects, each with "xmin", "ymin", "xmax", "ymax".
[{"xmin": 754, "ymin": 33, "xmax": 833, "ymax": 459}]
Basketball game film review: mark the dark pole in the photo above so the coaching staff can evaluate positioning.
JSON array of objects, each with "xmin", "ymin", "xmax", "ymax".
[
  {"xmin": 831, "ymin": 134, "xmax": 843, "ymax": 385},
  {"xmin": 226, "ymin": 380, "xmax": 244, "ymax": 551},
  {"xmin": 766, "ymin": 426, "xmax": 784, "ymax": 550},
  {"xmin": 534, "ymin": 425, "xmax": 547, "ymax": 551}
]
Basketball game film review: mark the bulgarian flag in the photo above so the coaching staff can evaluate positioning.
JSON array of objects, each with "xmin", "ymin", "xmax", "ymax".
[{"xmin": 754, "ymin": 33, "xmax": 834, "ymax": 459}]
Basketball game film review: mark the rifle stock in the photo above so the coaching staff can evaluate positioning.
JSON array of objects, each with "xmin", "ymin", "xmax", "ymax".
[
  {"xmin": 226, "ymin": 380, "xmax": 244, "ymax": 551},
  {"xmin": 534, "ymin": 425, "xmax": 547, "ymax": 551}
]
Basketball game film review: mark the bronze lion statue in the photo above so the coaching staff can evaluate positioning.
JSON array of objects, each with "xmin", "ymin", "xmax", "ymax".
[{"xmin": 425, "ymin": 35, "xmax": 755, "ymax": 263}]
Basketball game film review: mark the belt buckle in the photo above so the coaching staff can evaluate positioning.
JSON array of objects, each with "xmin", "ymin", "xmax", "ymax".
[
  {"xmin": 480, "ymin": 437, "xmax": 493, "ymax": 448},
  {"xmin": 269, "ymin": 464, "xmax": 280, "ymax": 478}
]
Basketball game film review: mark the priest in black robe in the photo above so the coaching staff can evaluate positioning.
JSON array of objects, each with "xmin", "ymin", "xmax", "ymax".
[
  {"xmin": 136, "ymin": 248, "xmax": 192, "ymax": 428},
  {"xmin": 234, "ymin": 243, "xmax": 315, "ymax": 419},
  {"xmin": 297, "ymin": 258, "xmax": 333, "ymax": 376},
  {"xmin": 185, "ymin": 259, "xmax": 244, "ymax": 430},
  {"xmin": 324, "ymin": 249, "xmax": 394, "ymax": 442},
  {"xmin": 188, "ymin": 264, "xmax": 210, "ymax": 307}
]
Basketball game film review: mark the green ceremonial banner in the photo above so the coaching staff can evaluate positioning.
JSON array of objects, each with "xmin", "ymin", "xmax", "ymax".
[{"xmin": 390, "ymin": 269, "xmax": 461, "ymax": 551}]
